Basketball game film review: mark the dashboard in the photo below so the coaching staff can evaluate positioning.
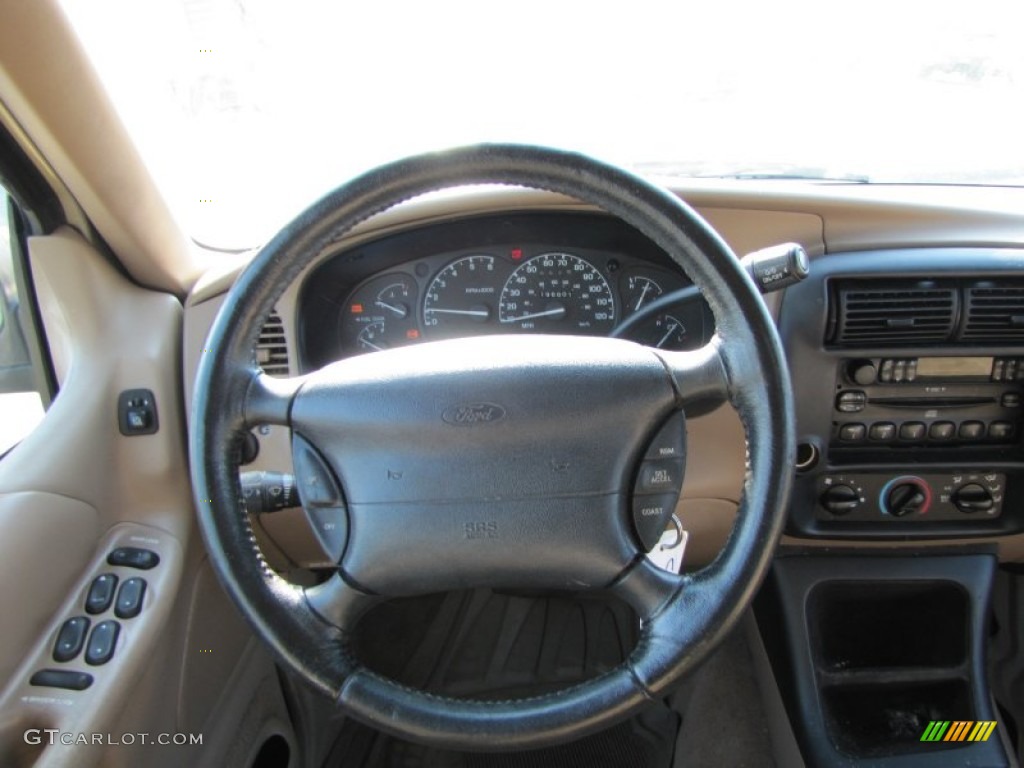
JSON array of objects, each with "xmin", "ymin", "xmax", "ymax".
[
  {"xmin": 297, "ymin": 212, "xmax": 713, "ymax": 369},
  {"xmin": 187, "ymin": 183, "xmax": 1024, "ymax": 571}
]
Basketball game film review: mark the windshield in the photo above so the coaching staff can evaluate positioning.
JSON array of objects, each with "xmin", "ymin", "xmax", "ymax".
[{"xmin": 59, "ymin": 0, "xmax": 1024, "ymax": 249}]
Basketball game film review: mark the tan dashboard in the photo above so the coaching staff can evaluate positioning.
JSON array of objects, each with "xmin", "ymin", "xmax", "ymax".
[{"xmin": 182, "ymin": 184, "xmax": 1024, "ymax": 570}]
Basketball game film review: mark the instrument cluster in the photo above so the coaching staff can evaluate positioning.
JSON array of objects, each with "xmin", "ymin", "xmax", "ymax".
[{"xmin": 298, "ymin": 213, "xmax": 712, "ymax": 369}]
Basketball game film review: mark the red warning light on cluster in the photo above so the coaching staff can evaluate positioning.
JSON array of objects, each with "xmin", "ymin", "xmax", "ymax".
[
  {"xmin": 510, "ymin": 248, "xmax": 523, "ymax": 261},
  {"xmin": 406, "ymin": 329, "xmax": 420, "ymax": 340},
  {"xmin": 350, "ymin": 303, "xmax": 363, "ymax": 314}
]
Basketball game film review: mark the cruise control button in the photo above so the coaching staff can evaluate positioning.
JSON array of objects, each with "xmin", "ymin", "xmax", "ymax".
[
  {"xmin": 989, "ymin": 421, "xmax": 1015, "ymax": 440},
  {"xmin": 838, "ymin": 423, "xmax": 866, "ymax": 442},
  {"xmin": 114, "ymin": 578, "xmax": 146, "ymax": 619},
  {"xmin": 53, "ymin": 616, "xmax": 90, "ymax": 662},
  {"xmin": 85, "ymin": 573, "xmax": 118, "ymax": 615},
  {"xmin": 632, "ymin": 494, "xmax": 678, "ymax": 552},
  {"xmin": 292, "ymin": 435, "xmax": 342, "ymax": 507},
  {"xmin": 30, "ymin": 669, "xmax": 93, "ymax": 691},
  {"xmin": 635, "ymin": 460, "xmax": 685, "ymax": 495},
  {"xmin": 959, "ymin": 421, "xmax": 985, "ymax": 440},
  {"xmin": 305, "ymin": 506, "xmax": 349, "ymax": 564},
  {"xmin": 645, "ymin": 411, "xmax": 686, "ymax": 461},
  {"xmin": 869, "ymin": 422, "xmax": 896, "ymax": 441},
  {"xmin": 85, "ymin": 620, "xmax": 120, "ymax": 666},
  {"xmin": 107, "ymin": 547, "xmax": 159, "ymax": 570},
  {"xmin": 899, "ymin": 422, "xmax": 926, "ymax": 441},
  {"xmin": 929, "ymin": 421, "xmax": 955, "ymax": 440}
]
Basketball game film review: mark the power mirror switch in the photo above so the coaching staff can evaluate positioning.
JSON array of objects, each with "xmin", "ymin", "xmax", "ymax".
[{"xmin": 117, "ymin": 388, "xmax": 159, "ymax": 436}]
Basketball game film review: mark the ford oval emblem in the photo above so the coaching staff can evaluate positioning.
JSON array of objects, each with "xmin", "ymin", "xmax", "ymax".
[{"xmin": 442, "ymin": 403, "xmax": 507, "ymax": 426}]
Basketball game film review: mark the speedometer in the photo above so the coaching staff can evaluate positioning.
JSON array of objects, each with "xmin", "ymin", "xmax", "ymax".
[{"xmin": 498, "ymin": 252, "xmax": 615, "ymax": 333}]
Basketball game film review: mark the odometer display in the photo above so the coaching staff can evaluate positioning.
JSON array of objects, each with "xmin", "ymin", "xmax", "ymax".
[{"xmin": 498, "ymin": 252, "xmax": 615, "ymax": 333}]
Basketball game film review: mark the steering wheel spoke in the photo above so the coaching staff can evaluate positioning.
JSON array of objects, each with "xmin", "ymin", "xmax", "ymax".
[
  {"xmin": 304, "ymin": 573, "xmax": 382, "ymax": 630},
  {"xmin": 243, "ymin": 369, "xmax": 302, "ymax": 427},
  {"xmin": 654, "ymin": 340, "xmax": 730, "ymax": 410},
  {"xmin": 610, "ymin": 557, "xmax": 684, "ymax": 622}
]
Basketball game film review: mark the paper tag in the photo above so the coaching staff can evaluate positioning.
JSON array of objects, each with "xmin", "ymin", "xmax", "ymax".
[{"xmin": 646, "ymin": 516, "xmax": 687, "ymax": 574}]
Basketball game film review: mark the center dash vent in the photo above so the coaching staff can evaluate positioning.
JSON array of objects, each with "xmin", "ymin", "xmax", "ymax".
[
  {"xmin": 961, "ymin": 282, "xmax": 1024, "ymax": 343},
  {"xmin": 255, "ymin": 310, "xmax": 290, "ymax": 376},
  {"xmin": 829, "ymin": 280, "xmax": 958, "ymax": 347}
]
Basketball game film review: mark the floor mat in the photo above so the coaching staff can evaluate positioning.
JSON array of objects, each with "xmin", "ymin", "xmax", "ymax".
[
  {"xmin": 325, "ymin": 590, "xmax": 679, "ymax": 767},
  {"xmin": 341, "ymin": 702, "xmax": 678, "ymax": 768}
]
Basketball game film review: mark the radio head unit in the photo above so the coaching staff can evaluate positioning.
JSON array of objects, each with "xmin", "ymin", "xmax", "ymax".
[{"xmin": 833, "ymin": 356, "xmax": 1023, "ymax": 447}]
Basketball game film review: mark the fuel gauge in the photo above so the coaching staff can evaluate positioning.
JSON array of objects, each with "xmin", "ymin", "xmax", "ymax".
[
  {"xmin": 650, "ymin": 314, "xmax": 688, "ymax": 349},
  {"xmin": 356, "ymin": 321, "xmax": 387, "ymax": 352},
  {"xmin": 626, "ymin": 303, "xmax": 706, "ymax": 351}
]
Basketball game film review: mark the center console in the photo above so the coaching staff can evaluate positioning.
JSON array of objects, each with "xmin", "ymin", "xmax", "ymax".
[
  {"xmin": 762, "ymin": 248, "xmax": 1024, "ymax": 767},
  {"xmin": 779, "ymin": 248, "xmax": 1024, "ymax": 539}
]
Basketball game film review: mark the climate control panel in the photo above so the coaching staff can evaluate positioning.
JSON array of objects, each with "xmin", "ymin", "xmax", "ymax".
[{"xmin": 816, "ymin": 471, "xmax": 1005, "ymax": 522}]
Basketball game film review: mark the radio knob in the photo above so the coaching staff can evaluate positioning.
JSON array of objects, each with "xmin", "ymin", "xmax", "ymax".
[
  {"xmin": 885, "ymin": 481, "xmax": 929, "ymax": 517},
  {"xmin": 821, "ymin": 484, "xmax": 861, "ymax": 516},
  {"xmin": 848, "ymin": 360, "xmax": 877, "ymax": 385},
  {"xmin": 951, "ymin": 483, "xmax": 994, "ymax": 514}
]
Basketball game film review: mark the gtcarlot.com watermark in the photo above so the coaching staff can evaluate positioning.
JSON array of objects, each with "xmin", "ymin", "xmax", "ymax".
[{"xmin": 24, "ymin": 729, "xmax": 202, "ymax": 747}]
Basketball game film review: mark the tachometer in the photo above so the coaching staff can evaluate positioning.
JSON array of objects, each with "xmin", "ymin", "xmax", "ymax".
[
  {"xmin": 498, "ymin": 252, "xmax": 615, "ymax": 333},
  {"xmin": 423, "ymin": 255, "xmax": 498, "ymax": 337}
]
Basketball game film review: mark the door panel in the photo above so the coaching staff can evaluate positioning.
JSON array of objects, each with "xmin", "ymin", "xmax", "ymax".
[
  {"xmin": 0, "ymin": 492, "xmax": 97, "ymax": 683},
  {"xmin": 0, "ymin": 228, "xmax": 198, "ymax": 767}
]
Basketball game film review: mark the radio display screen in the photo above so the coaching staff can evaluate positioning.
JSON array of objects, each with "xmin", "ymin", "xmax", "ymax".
[{"xmin": 916, "ymin": 357, "xmax": 993, "ymax": 378}]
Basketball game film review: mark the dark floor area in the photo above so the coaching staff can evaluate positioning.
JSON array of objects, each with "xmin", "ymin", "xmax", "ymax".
[{"xmin": 322, "ymin": 590, "xmax": 778, "ymax": 768}]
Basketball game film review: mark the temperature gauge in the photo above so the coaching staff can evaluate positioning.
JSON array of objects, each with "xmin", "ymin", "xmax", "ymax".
[{"xmin": 622, "ymin": 275, "xmax": 664, "ymax": 314}]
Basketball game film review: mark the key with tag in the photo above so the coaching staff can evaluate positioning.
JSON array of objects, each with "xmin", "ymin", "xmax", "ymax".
[{"xmin": 646, "ymin": 514, "xmax": 687, "ymax": 574}]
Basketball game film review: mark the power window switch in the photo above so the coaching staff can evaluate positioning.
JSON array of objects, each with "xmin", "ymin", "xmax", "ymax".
[
  {"xmin": 85, "ymin": 620, "xmax": 120, "ymax": 666},
  {"xmin": 115, "ymin": 578, "xmax": 147, "ymax": 619},
  {"xmin": 107, "ymin": 547, "xmax": 159, "ymax": 570},
  {"xmin": 85, "ymin": 573, "xmax": 118, "ymax": 614},
  {"xmin": 53, "ymin": 616, "xmax": 90, "ymax": 662}
]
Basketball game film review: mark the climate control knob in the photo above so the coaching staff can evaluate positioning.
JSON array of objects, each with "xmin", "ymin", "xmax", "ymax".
[
  {"xmin": 884, "ymin": 480, "xmax": 930, "ymax": 517},
  {"xmin": 820, "ymin": 484, "xmax": 861, "ymax": 516},
  {"xmin": 951, "ymin": 483, "xmax": 994, "ymax": 514}
]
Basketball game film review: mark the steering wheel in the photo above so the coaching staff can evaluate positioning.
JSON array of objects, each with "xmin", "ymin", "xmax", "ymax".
[{"xmin": 190, "ymin": 144, "xmax": 794, "ymax": 751}]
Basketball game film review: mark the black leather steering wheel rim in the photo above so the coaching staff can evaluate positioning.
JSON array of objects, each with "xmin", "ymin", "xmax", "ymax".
[{"xmin": 190, "ymin": 144, "xmax": 795, "ymax": 751}]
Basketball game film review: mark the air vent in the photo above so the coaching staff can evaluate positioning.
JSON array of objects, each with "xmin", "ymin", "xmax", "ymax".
[
  {"xmin": 961, "ymin": 282, "xmax": 1024, "ymax": 343},
  {"xmin": 830, "ymin": 281, "xmax": 957, "ymax": 346},
  {"xmin": 255, "ymin": 311, "xmax": 290, "ymax": 376}
]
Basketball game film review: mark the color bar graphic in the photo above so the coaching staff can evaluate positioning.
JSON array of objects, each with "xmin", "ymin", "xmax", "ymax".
[{"xmin": 920, "ymin": 720, "xmax": 997, "ymax": 742}]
